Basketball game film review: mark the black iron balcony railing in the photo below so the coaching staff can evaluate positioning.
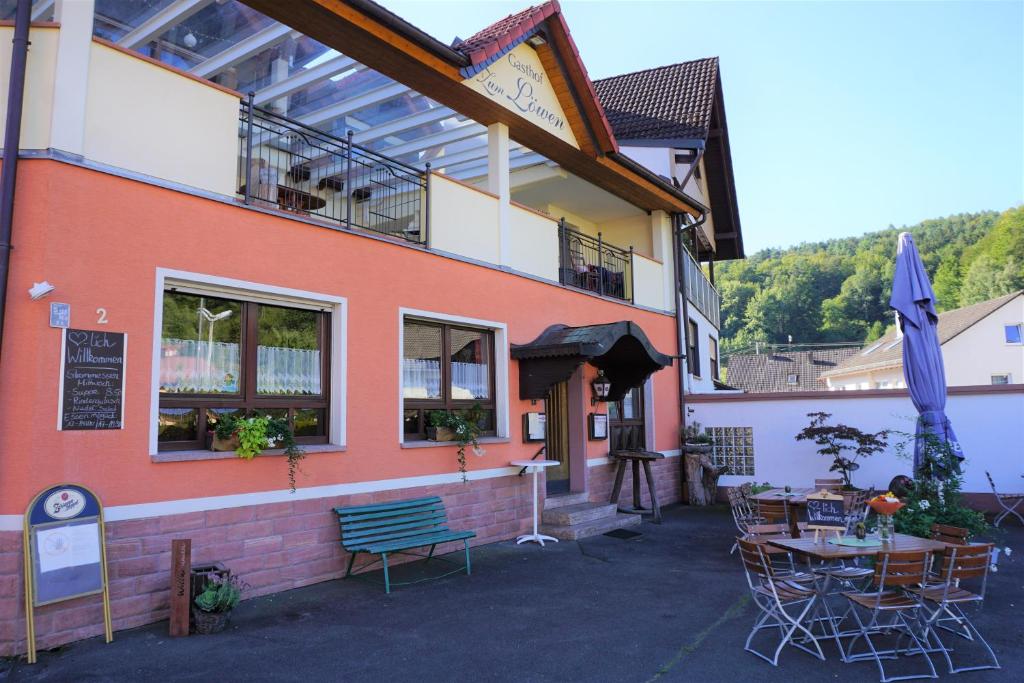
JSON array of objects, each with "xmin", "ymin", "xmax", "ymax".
[
  {"xmin": 682, "ymin": 247, "xmax": 720, "ymax": 328},
  {"xmin": 238, "ymin": 95, "xmax": 428, "ymax": 243},
  {"xmin": 557, "ymin": 220, "xmax": 633, "ymax": 302}
]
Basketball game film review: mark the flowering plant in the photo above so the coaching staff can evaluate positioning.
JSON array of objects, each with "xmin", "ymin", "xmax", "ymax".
[{"xmin": 214, "ymin": 413, "xmax": 305, "ymax": 492}]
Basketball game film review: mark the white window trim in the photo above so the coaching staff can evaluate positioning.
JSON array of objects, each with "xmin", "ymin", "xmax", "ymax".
[
  {"xmin": 398, "ymin": 307, "xmax": 509, "ymax": 444},
  {"xmin": 150, "ymin": 268, "xmax": 347, "ymax": 455},
  {"xmin": 643, "ymin": 377, "xmax": 655, "ymax": 450}
]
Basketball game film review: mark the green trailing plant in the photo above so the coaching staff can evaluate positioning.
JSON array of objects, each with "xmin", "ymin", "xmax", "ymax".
[
  {"xmin": 795, "ymin": 412, "xmax": 889, "ymax": 490},
  {"xmin": 214, "ymin": 413, "xmax": 306, "ymax": 492},
  {"xmin": 428, "ymin": 404, "xmax": 484, "ymax": 482},
  {"xmin": 194, "ymin": 574, "xmax": 245, "ymax": 614},
  {"xmin": 891, "ymin": 429, "xmax": 993, "ymax": 541}
]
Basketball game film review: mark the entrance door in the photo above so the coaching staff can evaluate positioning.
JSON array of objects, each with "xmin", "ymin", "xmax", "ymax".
[
  {"xmin": 608, "ymin": 385, "xmax": 645, "ymax": 452},
  {"xmin": 545, "ymin": 380, "xmax": 571, "ymax": 494}
]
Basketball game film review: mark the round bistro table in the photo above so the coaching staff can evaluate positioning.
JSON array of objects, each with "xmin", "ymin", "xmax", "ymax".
[{"xmin": 510, "ymin": 459, "xmax": 561, "ymax": 546}]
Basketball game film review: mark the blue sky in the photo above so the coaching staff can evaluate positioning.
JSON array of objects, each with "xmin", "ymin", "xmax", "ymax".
[{"xmin": 383, "ymin": 0, "xmax": 1024, "ymax": 254}]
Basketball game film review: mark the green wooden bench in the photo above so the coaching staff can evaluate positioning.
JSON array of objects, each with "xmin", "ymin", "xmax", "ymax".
[{"xmin": 335, "ymin": 496, "xmax": 476, "ymax": 593}]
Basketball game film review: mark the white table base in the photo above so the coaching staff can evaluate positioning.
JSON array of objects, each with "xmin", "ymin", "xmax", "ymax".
[{"xmin": 511, "ymin": 459, "xmax": 561, "ymax": 547}]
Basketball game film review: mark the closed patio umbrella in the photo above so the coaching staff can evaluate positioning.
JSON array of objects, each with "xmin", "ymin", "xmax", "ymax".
[{"xmin": 889, "ymin": 232, "xmax": 963, "ymax": 477}]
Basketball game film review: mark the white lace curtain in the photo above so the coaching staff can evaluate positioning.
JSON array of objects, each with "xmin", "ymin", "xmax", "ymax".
[{"xmin": 160, "ymin": 339, "xmax": 320, "ymax": 395}]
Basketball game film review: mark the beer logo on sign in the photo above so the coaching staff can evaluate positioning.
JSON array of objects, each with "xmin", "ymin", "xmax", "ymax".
[{"xmin": 44, "ymin": 489, "xmax": 86, "ymax": 520}]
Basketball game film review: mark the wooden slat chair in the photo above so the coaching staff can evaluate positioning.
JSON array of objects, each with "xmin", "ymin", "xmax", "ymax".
[
  {"xmin": 929, "ymin": 523, "xmax": 969, "ymax": 546},
  {"xmin": 755, "ymin": 498, "xmax": 790, "ymax": 525},
  {"xmin": 842, "ymin": 550, "xmax": 938, "ymax": 682},
  {"xmin": 335, "ymin": 496, "xmax": 476, "ymax": 593},
  {"xmin": 912, "ymin": 543, "xmax": 999, "ymax": 674},
  {"xmin": 728, "ymin": 486, "xmax": 764, "ymax": 554},
  {"xmin": 736, "ymin": 538, "xmax": 825, "ymax": 666},
  {"xmin": 985, "ymin": 471, "xmax": 1024, "ymax": 527}
]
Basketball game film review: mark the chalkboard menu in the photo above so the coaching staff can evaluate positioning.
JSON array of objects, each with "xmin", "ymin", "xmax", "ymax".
[
  {"xmin": 806, "ymin": 497, "xmax": 846, "ymax": 529},
  {"xmin": 59, "ymin": 329, "xmax": 126, "ymax": 430}
]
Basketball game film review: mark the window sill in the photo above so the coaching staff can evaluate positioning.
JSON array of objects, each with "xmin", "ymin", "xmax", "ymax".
[
  {"xmin": 151, "ymin": 443, "xmax": 344, "ymax": 463},
  {"xmin": 401, "ymin": 437, "xmax": 510, "ymax": 449}
]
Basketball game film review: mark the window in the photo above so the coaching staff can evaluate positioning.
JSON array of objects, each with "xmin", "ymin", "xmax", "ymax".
[
  {"xmin": 402, "ymin": 318, "xmax": 496, "ymax": 440},
  {"xmin": 991, "ymin": 374, "xmax": 1011, "ymax": 385},
  {"xmin": 1005, "ymin": 324, "xmax": 1023, "ymax": 345},
  {"xmin": 158, "ymin": 291, "xmax": 330, "ymax": 450},
  {"xmin": 708, "ymin": 426, "xmax": 754, "ymax": 476},
  {"xmin": 787, "ymin": 373, "xmax": 799, "ymax": 386},
  {"xmin": 708, "ymin": 336, "xmax": 719, "ymax": 380},
  {"xmin": 687, "ymin": 319, "xmax": 700, "ymax": 378}
]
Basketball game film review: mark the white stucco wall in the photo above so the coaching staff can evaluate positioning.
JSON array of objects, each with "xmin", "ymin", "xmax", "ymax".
[
  {"xmin": 689, "ymin": 387, "xmax": 1024, "ymax": 495},
  {"xmin": 620, "ymin": 145, "xmax": 672, "ymax": 178},
  {"xmin": 944, "ymin": 296, "xmax": 1024, "ymax": 385},
  {"xmin": 826, "ymin": 366, "xmax": 906, "ymax": 391},
  {"xmin": 685, "ymin": 305, "xmax": 720, "ymax": 394}
]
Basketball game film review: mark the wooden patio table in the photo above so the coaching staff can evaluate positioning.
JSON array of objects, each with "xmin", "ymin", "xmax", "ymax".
[{"xmin": 749, "ymin": 487, "xmax": 817, "ymax": 505}]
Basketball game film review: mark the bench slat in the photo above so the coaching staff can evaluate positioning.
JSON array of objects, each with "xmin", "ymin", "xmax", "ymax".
[
  {"xmin": 340, "ymin": 510, "xmax": 447, "ymax": 533},
  {"xmin": 337, "ymin": 503, "xmax": 446, "ymax": 525},
  {"xmin": 345, "ymin": 526, "xmax": 455, "ymax": 550},
  {"xmin": 357, "ymin": 530, "xmax": 476, "ymax": 554},
  {"xmin": 342, "ymin": 516, "xmax": 449, "ymax": 542},
  {"xmin": 334, "ymin": 496, "xmax": 442, "ymax": 515}
]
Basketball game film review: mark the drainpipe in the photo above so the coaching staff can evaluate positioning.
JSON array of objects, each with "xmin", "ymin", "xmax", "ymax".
[{"xmin": 0, "ymin": 0, "xmax": 31, "ymax": 357}]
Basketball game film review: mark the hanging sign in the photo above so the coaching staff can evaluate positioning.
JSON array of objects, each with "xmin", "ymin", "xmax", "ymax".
[
  {"xmin": 23, "ymin": 484, "xmax": 112, "ymax": 664},
  {"xmin": 49, "ymin": 302, "xmax": 70, "ymax": 328},
  {"xmin": 58, "ymin": 328, "xmax": 127, "ymax": 430}
]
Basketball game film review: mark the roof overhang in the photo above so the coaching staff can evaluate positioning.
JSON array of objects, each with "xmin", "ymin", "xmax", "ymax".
[
  {"xmin": 239, "ymin": 0, "xmax": 702, "ymax": 217},
  {"xmin": 511, "ymin": 322, "xmax": 673, "ymax": 400}
]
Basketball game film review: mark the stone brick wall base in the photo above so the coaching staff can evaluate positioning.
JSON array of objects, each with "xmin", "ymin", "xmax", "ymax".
[{"xmin": 0, "ymin": 474, "xmax": 533, "ymax": 657}]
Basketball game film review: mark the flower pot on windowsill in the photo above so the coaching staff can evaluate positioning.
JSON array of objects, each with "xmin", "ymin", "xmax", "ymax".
[
  {"xmin": 683, "ymin": 442, "xmax": 713, "ymax": 455},
  {"xmin": 426, "ymin": 426, "xmax": 456, "ymax": 442},
  {"xmin": 211, "ymin": 434, "xmax": 240, "ymax": 452}
]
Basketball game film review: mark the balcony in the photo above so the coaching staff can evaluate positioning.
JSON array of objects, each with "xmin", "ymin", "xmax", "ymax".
[
  {"xmin": 682, "ymin": 248, "xmax": 720, "ymax": 328},
  {"xmin": 237, "ymin": 103, "xmax": 427, "ymax": 243},
  {"xmin": 557, "ymin": 223, "xmax": 633, "ymax": 302}
]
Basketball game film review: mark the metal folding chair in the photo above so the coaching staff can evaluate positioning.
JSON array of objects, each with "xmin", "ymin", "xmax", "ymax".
[
  {"xmin": 985, "ymin": 471, "xmax": 1023, "ymax": 527},
  {"xmin": 814, "ymin": 477, "xmax": 845, "ymax": 493},
  {"xmin": 913, "ymin": 543, "xmax": 999, "ymax": 674},
  {"xmin": 728, "ymin": 486, "xmax": 762, "ymax": 554},
  {"xmin": 756, "ymin": 498, "xmax": 790, "ymax": 525},
  {"xmin": 929, "ymin": 523, "xmax": 968, "ymax": 546},
  {"xmin": 736, "ymin": 538, "xmax": 825, "ymax": 666},
  {"xmin": 842, "ymin": 550, "xmax": 937, "ymax": 682}
]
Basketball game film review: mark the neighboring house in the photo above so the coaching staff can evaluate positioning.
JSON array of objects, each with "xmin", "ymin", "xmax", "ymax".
[
  {"xmin": 821, "ymin": 291, "xmax": 1024, "ymax": 389},
  {"xmin": 724, "ymin": 348, "xmax": 861, "ymax": 393},
  {"xmin": 0, "ymin": 0, "xmax": 746, "ymax": 655},
  {"xmin": 594, "ymin": 58, "xmax": 743, "ymax": 393}
]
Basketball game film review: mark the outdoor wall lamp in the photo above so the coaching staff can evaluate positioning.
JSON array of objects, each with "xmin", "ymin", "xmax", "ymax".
[
  {"xmin": 28, "ymin": 281, "xmax": 54, "ymax": 300},
  {"xmin": 591, "ymin": 370, "xmax": 612, "ymax": 406}
]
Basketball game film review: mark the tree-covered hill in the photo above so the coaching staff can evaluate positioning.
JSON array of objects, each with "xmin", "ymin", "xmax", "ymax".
[{"xmin": 717, "ymin": 206, "xmax": 1024, "ymax": 356}]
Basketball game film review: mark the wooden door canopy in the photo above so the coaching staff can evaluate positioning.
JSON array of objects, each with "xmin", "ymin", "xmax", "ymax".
[
  {"xmin": 239, "ymin": 0, "xmax": 702, "ymax": 217},
  {"xmin": 511, "ymin": 322, "xmax": 673, "ymax": 400}
]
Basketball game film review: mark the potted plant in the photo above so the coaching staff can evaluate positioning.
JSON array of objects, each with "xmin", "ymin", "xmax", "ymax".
[
  {"xmin": 192, "ymin": 573, "xmax": 245, "ymax": 635},
  {"xmin": 795, "ymin": 412, "xmax": 889, "ymax": 490},
  {"xmin": 213, "ymin": 413, "xmax": 306, "ymax": 492},
  {"xmin": 427, "ymin": 404, "xmax": 485, "ymax": 481},
  {"xmin": 682, "ymin": 421, "xmax": 713, "ymax": 454}
]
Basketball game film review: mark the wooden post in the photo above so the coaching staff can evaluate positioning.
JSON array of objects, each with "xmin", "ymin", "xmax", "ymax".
[{"xmin": 169, "ymin": 539, "xmax": 191, "ymax": 637}]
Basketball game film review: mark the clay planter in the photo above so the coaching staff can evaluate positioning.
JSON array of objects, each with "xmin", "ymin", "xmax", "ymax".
[
  {"xmin": 211, "ymin": 434, "xmax": 240, "ymax": 452},
  {"xmin": 683, "ymin": 442, "xmax": 713, "ymax": 455},
  {"xmin": 192, "ymin": 608, "xmax": 231, "ymax": 634}
]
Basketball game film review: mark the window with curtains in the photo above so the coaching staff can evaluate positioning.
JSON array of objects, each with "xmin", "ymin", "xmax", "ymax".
[
  {"xmin": 402, "ymin": 318, "xmax": 496, "ymax": 440},
  {"xmin": 157, "ymin": 291, "xmax": 330, "ymax": 450}
]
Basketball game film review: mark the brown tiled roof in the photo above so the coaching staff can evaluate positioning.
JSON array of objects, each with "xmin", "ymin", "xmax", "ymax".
[
  {"xmin": 821, "ymin": 290, "xmax": 1024, "ymax": 379},
  {"xmin": 724, "ymin": 348, "xmax": 861, "ymax": 394},
  {"xmin": 592, "ymin": 58, "xmax": 719, "ymax": 142},
  {"xmin": 457, "ymin": 3, "xmax": 557, "ymax": 65}
]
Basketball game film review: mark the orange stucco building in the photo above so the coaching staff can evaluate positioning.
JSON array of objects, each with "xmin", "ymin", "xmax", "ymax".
[{"xmin": 0, "ymin": 0, "xmax": 738, "ymax": 655}]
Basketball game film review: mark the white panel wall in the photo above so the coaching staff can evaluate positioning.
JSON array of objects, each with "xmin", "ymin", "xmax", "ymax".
[
  {"xmin": 507, "ymin": 204, "xmax": 559, "ymax": 281},
  {"xmin": 632, "ymin": 254, "xmax": 666, "ymax": 311},
  {"xmin": 430, "ymin": 174, "xmax": 499, "ymax": 264},
  {"xmin": 689, "ymin": 389, "xmax": 1024, "ymax": 494}
]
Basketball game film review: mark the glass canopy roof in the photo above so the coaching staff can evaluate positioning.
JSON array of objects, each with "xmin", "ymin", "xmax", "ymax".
[{"xmin": 11, "ymin": 0, "xmax": 549, "ymax": 180}]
